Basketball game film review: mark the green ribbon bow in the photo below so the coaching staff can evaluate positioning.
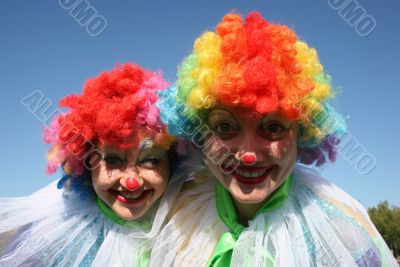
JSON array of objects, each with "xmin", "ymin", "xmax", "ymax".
[{"xmin": 208, "ymin": 175, "xmax": 292, "ymax": 267}]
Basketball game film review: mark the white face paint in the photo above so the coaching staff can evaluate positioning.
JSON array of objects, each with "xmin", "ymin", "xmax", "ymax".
[{"xmin": 270, "ymin": 141, "xmax": 282, "ymax": 159}]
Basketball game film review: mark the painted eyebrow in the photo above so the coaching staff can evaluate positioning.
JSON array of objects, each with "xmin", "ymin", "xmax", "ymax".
[
  {"xmin": 208, "ymin": 108, "xmax": 233, "ymax": 117},
  {"xmin": 261, "ymin": 114, "xmax": 293, "ymax": 123},
  {"xmin": 139, "ymin": 139, "xmax": 156, "ymax": 152},
  {"xmin": 207, "ymin": 109, "xmax": 238, "ymax": 124},
  {"xmin": 102, "ymin": 148, "xmax": 125, "ymax": 157},
  {"xmin": 138, "ymin": 147, "xmax": 167, "ymax": 158}
]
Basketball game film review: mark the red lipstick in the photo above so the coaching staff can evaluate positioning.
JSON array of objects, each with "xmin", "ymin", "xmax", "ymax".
[{"xmin": 109, "ymin": 189, "xmax": 152, "ymax": 205}]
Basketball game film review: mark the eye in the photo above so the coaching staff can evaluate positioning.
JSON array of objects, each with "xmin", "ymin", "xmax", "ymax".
[
  {"xmin": 139, "ymin": 157, "xmax": 160, "ymax": 166},
  {"xmin": 261, "ymin": 122, "xmax": 288, "ymax": 139},
  {"xmin": 265, "ymin": 123, "xmax": 283, "ymax": 134},
  {"xmin": 104, "ymin": 155, "xmax": 124, "ymax": 167},
  {"xmin": 213, "ymin": 122, "xmax": 238, "ymax": 139}
]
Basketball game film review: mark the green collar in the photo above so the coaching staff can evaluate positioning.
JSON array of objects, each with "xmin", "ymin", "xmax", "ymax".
[
  {"xmin": 216, "ymin": 174, "xmax": 292, "ymax": 236},
  {"xmin": 209, "ymin": 175, "xmax": 292, "ymax": 266},
  {"xmin": 96, "ymin": 196, "xmax": 151, "ymax": 229}
]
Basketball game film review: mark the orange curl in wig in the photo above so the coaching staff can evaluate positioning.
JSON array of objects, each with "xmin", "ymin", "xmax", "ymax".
[
  {"xmin": 163, "ymin": 11, "xmax": 346, "ymax": 166},
  {"xmin": 180, "ymin": 12, "xmax": 317, "ymax": 120}
]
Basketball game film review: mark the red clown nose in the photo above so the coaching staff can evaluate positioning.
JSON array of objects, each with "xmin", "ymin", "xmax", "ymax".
[
  {"xmin": 125, "ymin": 177, "xmax": 140, "ymax": 190},
  {"xmin": 242, "ymin": 153, "xmax": 256, "ymax": 165}
]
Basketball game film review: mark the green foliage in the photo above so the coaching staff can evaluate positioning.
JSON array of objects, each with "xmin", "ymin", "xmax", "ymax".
[{"xmin": 368, "ymin": 201, "xmax": 400, "ymax": 257}]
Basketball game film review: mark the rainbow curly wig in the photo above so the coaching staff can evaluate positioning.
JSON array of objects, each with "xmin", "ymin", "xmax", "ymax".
[
  {"xmin": 157, "ymin": 12, "xmax": 346, "ymax": 166},
  {"xmin": 44, "ymin": 63, "xmax": 174, "ymax": 179}
]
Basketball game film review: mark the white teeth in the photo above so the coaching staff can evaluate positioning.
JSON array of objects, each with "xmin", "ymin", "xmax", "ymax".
[
  {"xmin": 235, "ymin": 169, "xmax": 267, "ymax": 178},
  {"xmin": 143, "ymin": 186, "xmax": 148, "ymax": 190},
  {"xmin": 119, "ymin": 191, "xmax": 143, "ymax": 199}
]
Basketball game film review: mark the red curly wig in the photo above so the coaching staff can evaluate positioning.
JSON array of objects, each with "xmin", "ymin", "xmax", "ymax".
[{"xmin": 44, "ymin": 63, "xmax": 172, "ymax": 175}]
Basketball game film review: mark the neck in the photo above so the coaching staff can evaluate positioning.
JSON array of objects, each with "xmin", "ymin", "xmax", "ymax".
[
  {"xmin": 231, "ymin": 177, "xmax": 293, "ymax": 226},
  {"xmin": 233, "ymin": 199, "xmax": 266, "ymax": 226},
  {"xmin": 96, "ymin": 196, "xmax": 152, "ymax": 228}
]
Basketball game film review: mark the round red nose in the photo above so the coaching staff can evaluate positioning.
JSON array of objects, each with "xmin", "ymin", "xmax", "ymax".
[
  {"xmin": 125, "ymin": 177, "xmax": 140, "ymax": 190},
  {"xmin": 242, "ymin": 153, "xmax": 256, "ymax": 165}
]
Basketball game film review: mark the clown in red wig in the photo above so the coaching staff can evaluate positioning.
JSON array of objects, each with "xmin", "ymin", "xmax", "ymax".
[{"xmin": 0, "ymin": 63, "xmax": 193, "ymax": 266}]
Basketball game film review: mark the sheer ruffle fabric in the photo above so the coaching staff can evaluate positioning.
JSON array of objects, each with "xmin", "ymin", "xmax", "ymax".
[
  {"xmin": 152, "ymin": 165, "xmax": 397, "ymax": 267},
  {"xmin": 0, "ymin": 161, "xmax": 197, "ymax": 267}
]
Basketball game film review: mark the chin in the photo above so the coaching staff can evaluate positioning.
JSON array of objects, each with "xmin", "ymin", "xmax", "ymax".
[
  {"xmin": 231, "ymin": 189, "xmax": 268, "ymax": 204},
  {"xmin": 230, "ymin": 178, "xmax": 280, "ymax": 204},
  {"xmin": 114, "ymin": 207, "xmax": 145, "ymax": 221}
]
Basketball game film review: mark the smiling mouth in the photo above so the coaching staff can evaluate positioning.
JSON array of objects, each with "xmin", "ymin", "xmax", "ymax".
[
  {"xmin": 109, "ymin": 189, "xmax": 153, "ymax": 205},
  {"xmin": 231, "ymin": 165, "xmax": 276, "ymax": 185}
]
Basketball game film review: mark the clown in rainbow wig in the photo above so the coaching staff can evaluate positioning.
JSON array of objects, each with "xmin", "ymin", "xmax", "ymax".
[
  {"xmin": 0, "ymin": 63, "xmax": 197, "ymax": 266},
  {"xmin": 152, "ymin": 12, "xmax": 398, "ymax": 266}
]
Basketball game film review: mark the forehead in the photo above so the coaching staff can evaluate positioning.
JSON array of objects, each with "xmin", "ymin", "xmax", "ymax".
[{"xmin": 208, "ymin": 105, "xmax": 291, "ymax": 123}]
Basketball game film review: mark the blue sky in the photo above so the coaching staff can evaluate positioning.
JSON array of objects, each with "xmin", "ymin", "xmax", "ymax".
[{"xmin": 0, "ymin": 0, "xmax": 399, "ymax": 209}]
